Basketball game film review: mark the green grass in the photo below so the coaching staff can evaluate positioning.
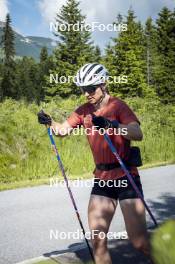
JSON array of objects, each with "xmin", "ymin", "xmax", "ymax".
[
  {"xmin": 151, "ymin": 220, "xmax": 175, "ymax": 264},
  {"xmin": 0, "ymin": 97, "xmax": 174, "ymax": 188},
  {"xmin": 0, "ymin": 161, "xmax": 174, "ymax": 191},
  {"xmin": 35, "ymin": 260, "xmax": 60, "ymax": 264}
]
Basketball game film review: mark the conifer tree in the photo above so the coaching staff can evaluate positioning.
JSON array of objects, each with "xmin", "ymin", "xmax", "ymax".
[
  {"xmin": 1, "ymin": 14, "xmax": 16, "ymax": 100},
  {"xmin": 142, "ymin": 17, "xmax": 158, "ymax": 98},
  {"xmin": 38, "ymin": 47, "xmax": 53, "ymax": 103},
  {"xmin": 93, "ymin": 45, "xmax": 101, "ymax": 63},
  {"xmin": 40, "ymin": 46, "xmax": 48, "ymax": 63},
  {"xmin": 15, "ymin": 57, "xmax": 39, "ymax": 102},
  {"xmin": 145, "ymin": 17, "xmax": 156, "ymax": 86},
  {"xmin": 46, "ymin": 0, "xmax": 96, "ymax": 99},
  {"xmin": 1, "ymin": 14, "xmax": 15, "ymax": 63},
  {"xmin": 104, "ymin": 9, "xmax": 148, "ymax": 98},
  {"xmin": 154, "ymin": 7, "xmax": 175, "ymax": 103}
]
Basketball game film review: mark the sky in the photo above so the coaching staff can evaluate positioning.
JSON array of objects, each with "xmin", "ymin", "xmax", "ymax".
[{"xmin": 0, "ymin": 0, "xmax": 174, "ymax": 49}]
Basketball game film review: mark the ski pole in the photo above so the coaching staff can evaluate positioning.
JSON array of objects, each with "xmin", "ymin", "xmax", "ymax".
[
  {"xmin": 47, "ymin": 127, "xmax": 95, "ymax": 263},
  {"xmin": 103, "ymin": 133, "xmax": 158, "ymax": 227}
]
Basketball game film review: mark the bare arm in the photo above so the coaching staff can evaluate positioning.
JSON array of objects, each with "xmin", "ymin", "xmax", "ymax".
[
  {"xmin": 119, "ymin": 121, "xmax": 143, "ymax": 141},
  {"xmin": 50, "ymin": 120, "xmax": 73, "ymax": 137}
]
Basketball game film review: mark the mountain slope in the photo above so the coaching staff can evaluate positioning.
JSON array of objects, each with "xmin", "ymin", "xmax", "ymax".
[{"xmin": 0, "ymin": 21, "xmax": 58, "ymax": 61}]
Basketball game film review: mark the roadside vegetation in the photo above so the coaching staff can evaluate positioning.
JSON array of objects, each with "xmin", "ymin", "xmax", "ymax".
[{"xmin": 0, "ymin": 98, "xmax": 174, "ymax": 190}]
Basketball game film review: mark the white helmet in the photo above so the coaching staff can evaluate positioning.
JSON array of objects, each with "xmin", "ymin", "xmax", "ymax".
[{"xmin": 74, "ymin": 63, "xmax": 109, "ymax": 87}]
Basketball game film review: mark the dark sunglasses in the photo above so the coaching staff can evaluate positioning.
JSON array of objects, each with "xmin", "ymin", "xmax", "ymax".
[{"xmin": 80, "ymin": 85, "xmax": 99, "ymax": 94}]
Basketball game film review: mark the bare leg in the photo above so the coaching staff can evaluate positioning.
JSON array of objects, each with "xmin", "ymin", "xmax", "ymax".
[
  {"xmin": 88, "ymin": 195, "xmax": 117, "ymax": 264},
  {"xmin": 120, "ymin": 198, "xmax": 150, "ymax": 255}
]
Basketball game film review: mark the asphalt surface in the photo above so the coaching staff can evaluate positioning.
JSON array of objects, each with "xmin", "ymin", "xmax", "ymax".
[{"xmin": 0, "ymin": 165, "xmax": 175, "ymax": 264}]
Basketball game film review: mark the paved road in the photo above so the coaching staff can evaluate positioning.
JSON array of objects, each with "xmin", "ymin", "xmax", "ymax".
[{"xmin": 0, "ymin": 165, "xmax": 175, "ymax": 264}]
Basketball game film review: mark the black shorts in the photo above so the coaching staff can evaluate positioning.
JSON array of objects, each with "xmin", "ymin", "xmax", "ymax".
[{"xmin": 91, "ymin": 175, "xmax": 144, "ymax": 201}]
